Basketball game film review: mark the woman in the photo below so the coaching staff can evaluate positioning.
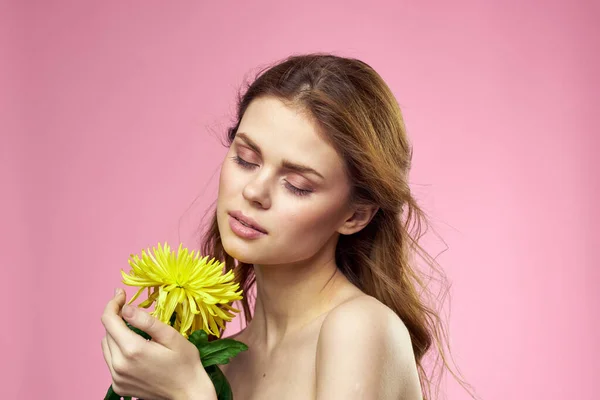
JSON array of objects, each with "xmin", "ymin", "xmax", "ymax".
[{"xmin": 101, "ymin": 53, "xmax": 471, "ymax": 399}]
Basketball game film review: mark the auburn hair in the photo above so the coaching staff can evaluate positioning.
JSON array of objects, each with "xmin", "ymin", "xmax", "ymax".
[{"xmin": 200, "ymin": 52, "xmax": 475, "ymax": 399}]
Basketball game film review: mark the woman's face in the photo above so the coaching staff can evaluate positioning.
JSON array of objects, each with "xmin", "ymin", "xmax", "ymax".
[{"xmin": 216, "ymin": 96, "xmax": 354, "ymax": 265}]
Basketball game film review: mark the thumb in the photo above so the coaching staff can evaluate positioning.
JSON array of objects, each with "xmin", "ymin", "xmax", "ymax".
[{"xmin": 121, "ymin": 304, "xmax": 179, "ymax": 348}]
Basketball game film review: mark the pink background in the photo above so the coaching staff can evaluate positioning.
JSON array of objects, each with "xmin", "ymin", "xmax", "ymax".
[{"xmin": 2, "ymin": 1, "xmax": 598, "ymax": 399}]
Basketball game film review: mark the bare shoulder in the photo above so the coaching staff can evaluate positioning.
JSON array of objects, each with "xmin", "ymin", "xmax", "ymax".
[
  {"xmin": 323, "ymin": 295, "xmax": 409, "ymax": 337},
  {"xmin": 316, "ymin": 295, "xmax": 422, "ymax": 399}
]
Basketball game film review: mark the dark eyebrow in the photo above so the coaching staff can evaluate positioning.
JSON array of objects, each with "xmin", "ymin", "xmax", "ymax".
[{"xmin": 235, "ymin": 132, "xmax": 325, "ymax": 180}]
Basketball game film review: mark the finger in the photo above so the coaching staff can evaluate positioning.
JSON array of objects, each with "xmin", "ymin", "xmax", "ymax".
[
  {"xmin": 113, "ymin": 287, "xmax": 127, "ymax": 309},
  {"xmin": 102, "ymin": 336, "xmax": 131, "ymax": 398},
  {"xmin": 101, "ymin": 289, "xmax": 145, "ymax": 349},
  {"xmin": 105, "ymin": 330, "xmax": 121, "ymax": 362},
  {"xmin": 101, "ymin": 335, "xmax": 115, "ymax": 375},
  {"xmin": 121, "ymin": 304, "xmax": 179, "ymax": 348},
  {"xmin": 102, "ymin": 288, "xmax": 126, "ymax": 321}
]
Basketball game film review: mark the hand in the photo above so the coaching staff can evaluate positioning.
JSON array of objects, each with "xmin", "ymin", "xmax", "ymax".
[{"xmin": 101, "ymin": 288, "xmax": 217, "ymax": 400}]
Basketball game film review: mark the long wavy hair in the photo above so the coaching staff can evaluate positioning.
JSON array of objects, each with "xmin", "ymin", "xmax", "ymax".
[{"xmin": 200, "ymin": 52, "xmax": 475, "ymax": 399}]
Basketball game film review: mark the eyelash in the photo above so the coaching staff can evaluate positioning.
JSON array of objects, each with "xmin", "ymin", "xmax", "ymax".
[{"xmin": 230, "ymin": 155, "xmax": 313, "ymax": 197}]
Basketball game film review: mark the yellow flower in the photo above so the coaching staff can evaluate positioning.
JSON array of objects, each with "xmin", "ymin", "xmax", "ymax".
[{"xmin": 121, "ymin": 242, "xmax": 243, "ymax": 338}]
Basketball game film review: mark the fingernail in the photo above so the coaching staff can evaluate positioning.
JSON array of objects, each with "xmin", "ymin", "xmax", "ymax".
[
  {"xmin": 114, "ymin": 288, "xmax": 122, "ymax": 297},
  {"xmin": 122, "ymin": 305, "xmax": 134, "ymax": 318}
]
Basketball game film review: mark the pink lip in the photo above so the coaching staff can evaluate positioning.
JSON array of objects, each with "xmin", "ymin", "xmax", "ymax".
[
  {"xmin": 228, "ymin": 210, "xmax": 268, "ymax": 234},
  {"xmin": 228, "ymin": 215, "xmax": 267, "ymax": 239}
]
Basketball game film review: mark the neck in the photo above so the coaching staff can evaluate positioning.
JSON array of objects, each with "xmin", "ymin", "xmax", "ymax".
[{"xmin": 244, "ymin": 238, "xmax": 354, "ymax": 351}]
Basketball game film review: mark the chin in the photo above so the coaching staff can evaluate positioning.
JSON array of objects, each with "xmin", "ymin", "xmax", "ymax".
[
  {"xmin": 222, "ymin": 242, "xmax": 259, "ymax": 265},
  {"xmin": 217, "ymin": 229, "xmax": 256, "ymax": 262}
]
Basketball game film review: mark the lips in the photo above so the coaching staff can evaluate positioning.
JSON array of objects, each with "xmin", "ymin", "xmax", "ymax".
[{"xmin": 228, "ymin": 211, "xmax": 268, "ymax": 234}]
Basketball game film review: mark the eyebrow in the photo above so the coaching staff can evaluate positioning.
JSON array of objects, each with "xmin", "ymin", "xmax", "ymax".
[{"xmin": 235, "ymin": 132, "xmax": 325, "ymax": 180}]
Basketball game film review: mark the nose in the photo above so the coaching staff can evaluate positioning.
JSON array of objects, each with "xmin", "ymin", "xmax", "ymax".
[{"xmin": 242, "ymin": 173, "xmax": 271, "ymax": 209}]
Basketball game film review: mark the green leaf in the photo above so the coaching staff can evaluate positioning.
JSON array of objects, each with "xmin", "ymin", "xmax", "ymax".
[
  {"xmin": 104, "ymin": 384, "xmax": 131, "ymax": 400},
  {"xmin": 104, "ymin": 385, "xmax": 121, "ymax": 400},
  {"xmin": 206, "ymin": 365, "xmax": 233, "ymax": 400},
  {"xmin": 199, "ymin": 338, "xmax": 249, "ymax": 367},
  {"xmin": 188, "ymin": 329, "xmax": 209, "ymax": 347},
  {"xmin": 187, "ymin": 329, "xmax": 249, "ymax": 367}
]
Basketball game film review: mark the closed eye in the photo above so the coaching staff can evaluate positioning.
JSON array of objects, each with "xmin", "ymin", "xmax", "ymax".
[
  {"xmin": 230, "ymin": 155, "xmax": 313, "ymax": 197},
  {"xmin": 231, "ymin": 155, "xmax": 255, "ymax": 170}
]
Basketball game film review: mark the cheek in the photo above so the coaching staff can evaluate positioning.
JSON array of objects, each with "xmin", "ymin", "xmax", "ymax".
[
  {"xmin": 281, "ymin": 203, "xmax": 341, "ymax": 239},
  {"xmin": 217, "ymin": 161, "xmax": 238, "ymax": 216},
  {"xmin": 218, "ymin": 160, "xmax": 241, "ymax": 195}
]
